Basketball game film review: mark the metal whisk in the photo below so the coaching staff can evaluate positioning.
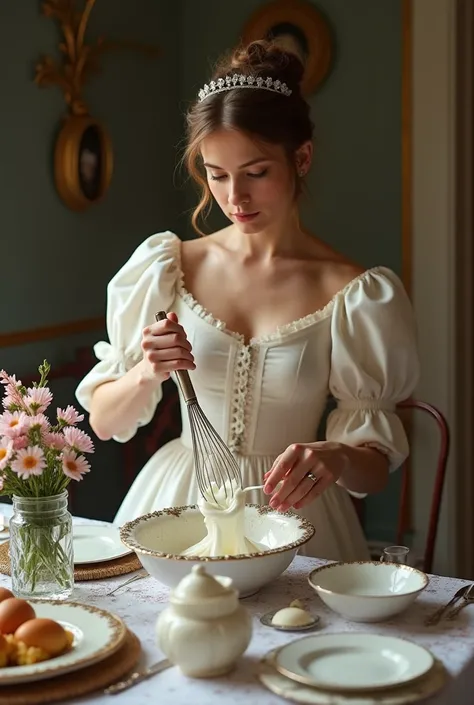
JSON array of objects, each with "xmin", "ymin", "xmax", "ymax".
[{"xmin": 155, "ymin": 312, "xmax": 242, "ymax": 506}]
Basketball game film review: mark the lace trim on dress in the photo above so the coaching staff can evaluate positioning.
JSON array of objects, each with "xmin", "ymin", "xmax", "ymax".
[
  {"xmin": 252, "ymin": 266, "xmax": 385, "ymax": 344},
  {"xmin": 173, "ymin": 233, "xmax": 384, "ymax": 345},
  {"xmin": 227, "ymin": 345, "xmax": 258, "ymax": 454},
  {"xmin": 179, "ymin": 290, "xmax": 244, "ymax": 342},
  {"xmin": 171, "ymin": 236, "xmax": 244, "ymax": 342}
]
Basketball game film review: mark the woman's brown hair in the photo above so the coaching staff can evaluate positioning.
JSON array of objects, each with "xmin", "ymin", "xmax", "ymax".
[{"xmin": 184, "ymin": 40, "xmax": 314, "ymax": 236}]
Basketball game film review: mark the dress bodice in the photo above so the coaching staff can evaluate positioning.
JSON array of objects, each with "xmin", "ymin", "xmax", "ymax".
[
  {"xmin": 75, "ymin": 231, "xmax": 420, "ymax": 473},
  {"xmin": 173, "ymin": 296, "xmax": 332, "ymax": 456}
]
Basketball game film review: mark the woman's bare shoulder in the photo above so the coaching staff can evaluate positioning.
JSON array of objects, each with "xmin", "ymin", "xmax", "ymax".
[{"xmin": 305, "ymin": 234, "xmax": 366, "ymax": 295}]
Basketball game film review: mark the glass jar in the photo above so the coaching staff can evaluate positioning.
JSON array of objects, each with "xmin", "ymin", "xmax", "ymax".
[{"xmin": 9, "ymin": 491, "xmax": 74, "ymax": 600}]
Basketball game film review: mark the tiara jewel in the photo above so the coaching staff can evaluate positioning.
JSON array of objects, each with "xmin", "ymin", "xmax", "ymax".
[{"xmin": 198, "ymin": 73, "xmax": 292, "ymax": 102}]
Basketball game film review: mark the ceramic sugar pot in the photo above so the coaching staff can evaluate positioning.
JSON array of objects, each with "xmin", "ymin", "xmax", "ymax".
[{"xmin": 156, "ymin": 564, "xmax": 252, "ymax": 678}]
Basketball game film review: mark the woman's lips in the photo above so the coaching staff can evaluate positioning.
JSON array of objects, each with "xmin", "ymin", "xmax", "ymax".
[{"xmin": 233, "ymin": 212, "xmax": 259, "ymax": 222}]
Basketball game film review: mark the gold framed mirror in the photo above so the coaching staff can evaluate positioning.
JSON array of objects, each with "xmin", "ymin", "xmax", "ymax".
[{"xmin": 54, "ymin": 116, "xmax": 113, "ymax": 212}]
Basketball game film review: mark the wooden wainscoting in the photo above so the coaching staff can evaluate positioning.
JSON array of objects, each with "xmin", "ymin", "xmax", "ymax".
[{"xmin": 0, "ymin": 317, "xmax": 105, "ymax": 349}]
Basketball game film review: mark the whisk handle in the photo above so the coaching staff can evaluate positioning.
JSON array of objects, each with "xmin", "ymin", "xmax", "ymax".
[{"xmin": 155, "ymin": 311, "xmax": 197, "ymax": 404}]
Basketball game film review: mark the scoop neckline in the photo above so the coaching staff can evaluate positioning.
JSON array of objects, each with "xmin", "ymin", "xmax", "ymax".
[{"xmin": 169, "ymin": 232, "xmax": 384, "ymax": 347}]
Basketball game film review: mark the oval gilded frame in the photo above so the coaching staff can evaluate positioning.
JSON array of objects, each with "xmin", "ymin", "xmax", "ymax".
[
  {"xmin": 54, "ymin": 115, "xmax": 113, "ymax": 212},
  {"xmin": 241, "ymin": 0, "xmax": 333, "ymax": 95}
]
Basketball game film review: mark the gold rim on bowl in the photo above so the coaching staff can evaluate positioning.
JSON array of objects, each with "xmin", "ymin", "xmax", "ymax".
[
  {"xmin": 120, "ymin": 503, "xmax": 315, "ymax": 562},
  {"xmin": 308, "ymin": 560, "xmax": 429, "ymax": 597}
]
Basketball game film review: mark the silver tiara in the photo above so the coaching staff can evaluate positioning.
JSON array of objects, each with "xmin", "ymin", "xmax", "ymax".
[{"xmin": 198, "ymin": 74, "xmax": 292, "ymax": 102}]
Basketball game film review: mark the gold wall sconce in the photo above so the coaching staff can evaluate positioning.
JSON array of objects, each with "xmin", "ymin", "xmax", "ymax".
[{"xmin": 35, "ymin": 0, "xmax": 160, "ymax": 212}]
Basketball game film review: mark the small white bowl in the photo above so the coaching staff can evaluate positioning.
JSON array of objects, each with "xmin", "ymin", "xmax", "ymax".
[
  {"xmin": 120, "ymin": 504, "xmax": 315, "ymax": 598},
  {"xmin": 308, "ymin": 561, "xmax": 429, "ymax": 622}
]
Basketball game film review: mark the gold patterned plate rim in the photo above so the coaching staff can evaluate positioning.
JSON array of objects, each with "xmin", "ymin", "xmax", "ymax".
[
  {"xmin": 273, "ymin": 632, "xmax": 435, "ymax": 692},
  {"xmin": 0, "ymin": 600, "xmax": 126, "ymax": 686},
  {"xmin": 258, "ymin": 647, "xmax": 448, "ymax": 705},
  {"xmin": 119, "ymin": 503, "xmax": 315, "ymax": 561}
]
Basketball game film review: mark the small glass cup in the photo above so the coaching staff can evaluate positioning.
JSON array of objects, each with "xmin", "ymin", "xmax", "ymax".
[{"xmin": 379, "ymin": 545, "xmax": 410, "ymax": 565}]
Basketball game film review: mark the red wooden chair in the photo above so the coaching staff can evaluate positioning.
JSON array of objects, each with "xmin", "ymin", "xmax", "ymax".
[{"xmin": 396, "ymin": 399, "xmax": 450, "ymax": 573}]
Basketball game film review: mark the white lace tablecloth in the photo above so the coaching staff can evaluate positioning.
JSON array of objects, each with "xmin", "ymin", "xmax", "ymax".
[{"xmin": 0, "ymin": 508, "xmax": 472, "ymax": 704}]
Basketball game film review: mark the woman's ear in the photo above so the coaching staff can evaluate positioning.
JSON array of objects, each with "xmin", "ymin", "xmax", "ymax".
[{"xmin": 295, "ymin": 141, "xmax": 313, "ymax": 177}]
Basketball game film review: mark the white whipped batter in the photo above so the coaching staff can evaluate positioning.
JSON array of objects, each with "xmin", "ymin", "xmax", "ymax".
[{"xmin": 181, "ymin": 480, "xmax": 263, "ymax": 557}]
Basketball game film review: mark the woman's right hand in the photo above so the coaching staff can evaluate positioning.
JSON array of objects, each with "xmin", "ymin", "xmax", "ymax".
[{"xmin": 141, "ymin": 312, "xmax": 195, "ymax": 382}]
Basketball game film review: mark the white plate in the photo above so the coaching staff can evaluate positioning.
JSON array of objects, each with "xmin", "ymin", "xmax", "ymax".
[
  {"xmin": 0, "ymin": 600, "xmax": 126, "ymax": 685},
  {"xmin": 73, "ymin": 525, "xmax": 132, "ymax": 564},
  {"xmin": 259, "ymin": 649, "xmax": 447, "ymax": 704},
  {"xmin": 274, "ymin": 633, "xmax": 434, "ymax": 692}
]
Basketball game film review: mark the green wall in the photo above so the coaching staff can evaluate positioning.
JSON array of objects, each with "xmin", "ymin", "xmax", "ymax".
[
  {"xmin": 0, "ymin": 1, "xmax": 404, "ymax": 538},
  {"xmin": 0, "ymin": 0, "xmax": 182, "ymax": 334},
  {"xmin": 0, "ymin": 0, "xmax": 183, "ymax": 519}
]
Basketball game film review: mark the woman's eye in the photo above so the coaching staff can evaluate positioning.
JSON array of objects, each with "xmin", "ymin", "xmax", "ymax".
[
  {"xmin": 209, "ymin": 174, "xmax": 226, "ymax": 181},
  {"xmin": 248, "ymin": 169, "xmax": 268, "ymax": 178}
]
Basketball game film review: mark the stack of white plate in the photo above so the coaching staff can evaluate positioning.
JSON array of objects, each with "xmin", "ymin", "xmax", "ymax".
[{"xmin": 259, "ymin": 632, "xmax": 443, "ymax": 704}]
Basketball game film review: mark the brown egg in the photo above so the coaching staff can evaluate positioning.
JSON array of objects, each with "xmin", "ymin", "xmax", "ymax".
[
  {"xmin": 0, "ymin": 598, "xmax": 36, "ymax": 634},
  {"xmin": 0, "ymin": 588, "xmax": 13, "ymax": 604},
  {"xmin": 15, "ymin": 618, "xmax": 68, "ymax": 656}
]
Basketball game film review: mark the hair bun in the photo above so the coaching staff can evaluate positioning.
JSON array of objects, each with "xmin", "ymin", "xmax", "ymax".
[{"xmin": 221, "ymin": 39, "xmax": 305, "ymax": 90}]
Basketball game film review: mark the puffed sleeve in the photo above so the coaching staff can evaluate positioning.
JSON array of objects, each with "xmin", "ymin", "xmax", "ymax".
[
  {"xmin": 326, "ymin": 267, "xmax": 420, "ymax": 476},
  {"xmin": 75, "ymin": 231, "xmax": 181, "ymax": 442}
]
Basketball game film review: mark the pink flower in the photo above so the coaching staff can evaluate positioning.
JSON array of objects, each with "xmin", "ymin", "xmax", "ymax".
[
  {"xmin": 0, "ymin": 373, "xmax": 25, "ymax": 409},
  {"xmin": 0, "ymin": 411, "xmax": 28, "ymax": 439},
  {"xmin": 12, "ymin": 436, "xmax": 28, "ymax": 451},
  {"xmin": 57, "ymin": 406, "xmax": 84, "ymax": 426},
  {"xmin": 63, "ymin": 427, "xmax": 94, "ymax": 454},
  {"xmin": 2, "ymin": 393, "xmax": 16, "ymax": 410},
  {"xmin": 0, "ymin": 372, "xmax": 21, "ymax": 387},
  {"xmin": 0, "ymin": 439, "xmax": 13, "ymax": 470},
  {"xmin": 24, "ymin": 387, "xmax": 52, "ymax": 414},
  {"xmin": 11, "ymin": 445, "xmax": 45, "ymax": 479},
  {"xmin": 23, "ymin": 413, "xmax": 51, "ymax": 433},
  {"xmin": 61, "ymin": 450, "xmax": 90, "ymax": 481},
  {"xmin": 45, "ymin": 432, "xmax": 66, "ymax": 451}
]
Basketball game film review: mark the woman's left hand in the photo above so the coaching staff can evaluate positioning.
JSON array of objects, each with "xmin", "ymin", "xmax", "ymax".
[{"xmin": 263, "ymin": 441, "xmax": 349, "ymax": 511}]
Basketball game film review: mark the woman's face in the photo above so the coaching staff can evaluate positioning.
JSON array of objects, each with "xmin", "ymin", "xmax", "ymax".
[{"xmin": 200, "ymin": 129, "xmax": 309, "ymax": 233}]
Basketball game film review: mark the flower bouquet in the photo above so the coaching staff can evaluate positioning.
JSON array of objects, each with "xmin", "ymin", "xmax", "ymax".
[{"xmin": 0, "ymin": 360, "xmax": 94, "ymax": 599}]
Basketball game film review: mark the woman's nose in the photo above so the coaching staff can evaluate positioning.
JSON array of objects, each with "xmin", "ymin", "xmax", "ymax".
[{"xmin": 228, "ymin": 182, "xmax": 249, "ymax": 207}]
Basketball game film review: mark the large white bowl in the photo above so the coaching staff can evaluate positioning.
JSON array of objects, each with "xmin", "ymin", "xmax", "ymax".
[
  {"xmin": 120, "ymin": 504, "xmax": 315, "ymax": 597},
  {"xmin": 308, "ymin": 561, "xmax": 429, "ymax": 622}
]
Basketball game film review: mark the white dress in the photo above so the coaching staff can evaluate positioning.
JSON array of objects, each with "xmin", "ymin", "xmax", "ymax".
[{"xmin": 76, "ymin": 232, "xmax": 420, "ymax": 561}]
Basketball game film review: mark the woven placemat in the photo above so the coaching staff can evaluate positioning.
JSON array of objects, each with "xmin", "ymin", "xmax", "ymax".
[
  {"xmin": 0, "ymin": 541, "xmax": 142, "ymax": 581},
  {"xmin": 0, "ymin": 628, "xmax": 141, "ymax": 705}
]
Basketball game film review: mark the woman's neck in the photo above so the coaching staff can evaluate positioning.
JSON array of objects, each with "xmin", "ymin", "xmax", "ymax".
[{"xmin": 224, "ymin": 210, "xmax": 310, "ymax": 261}]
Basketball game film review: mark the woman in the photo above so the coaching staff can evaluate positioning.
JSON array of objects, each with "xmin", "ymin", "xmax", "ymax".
[{"xmin": 76, "ymin": 41, "xmax": 419, "ymax": 561}]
